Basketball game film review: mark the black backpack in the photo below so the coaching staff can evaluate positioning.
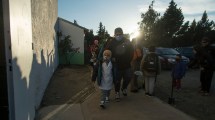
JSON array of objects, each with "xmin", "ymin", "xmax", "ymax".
[{"xmin": 143, "ymin": 53, "xmax": 158, "ymax": 72}]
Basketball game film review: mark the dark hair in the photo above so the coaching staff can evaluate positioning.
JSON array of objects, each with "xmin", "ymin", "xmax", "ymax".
[
  {"xmin": 193, "ymin": 45, "xmax": 202, "ymax": 52},
  {"xmin": 148, "ymin": 46, "xmax": 155, "ymax": 52},
  {"xmin": 114, "ymin": 27, "xmax": 123, "ymax": 34},
  {"xmin": 201, "ymin": 37, "xmax": 210, "ymax": 43}
]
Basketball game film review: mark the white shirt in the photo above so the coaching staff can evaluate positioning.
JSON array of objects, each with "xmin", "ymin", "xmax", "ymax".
[{"xmin": 99, "ymin": 61, "xmax": 113, "ymax": 90}]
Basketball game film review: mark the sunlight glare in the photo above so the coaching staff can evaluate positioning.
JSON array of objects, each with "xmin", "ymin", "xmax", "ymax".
[{"xmin": 130, "ymin": 29, "xmax": 140, "ymax": 41}]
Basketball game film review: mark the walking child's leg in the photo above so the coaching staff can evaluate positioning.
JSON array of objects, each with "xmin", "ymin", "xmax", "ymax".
[
  {"xmin": 145, "ymin": 77, "xmax": 149, "ymax": 94},
  {"xmin": 148, "ymin": 77, "xmax": 155, "ymax": 95},
  {"xmin": 100, "ymin": 89, "xmax": 106, "ymax": 102},
  {"xmin": 176, "ymin": 79, "xmax": 181, "ymax": 90},
  {"xmin": 100, "ymin": 89, "xmax": 106, "ymax": 108}
]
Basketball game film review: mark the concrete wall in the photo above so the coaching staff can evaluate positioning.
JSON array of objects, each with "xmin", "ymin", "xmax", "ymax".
[
  {"xmin": 4, "ymin": 0, "xmax": 58, "ymax": 119},
  {"xmin": 31, "ymin": 0, "xmax": 58, "ymax": 108},
  {"xmin": 9, "ymin": 0, "xmax": 34, "ymax": 119},
  {"xmin": 58, "ymin": 18, "xmax": 85, "ymax": 65}
]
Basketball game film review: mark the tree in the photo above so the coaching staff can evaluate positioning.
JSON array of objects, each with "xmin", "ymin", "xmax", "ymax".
[
  {"xmin": 162, "ymin": 0, "xmax": 184, "ymax": 47},
  {"xmin": 97, "ymin": 22, "xmax": 110, "ymax": 44},
  {"xmin": 188, "ymin": 19, "xmax": 197, "ymax": 42},
  {"xmin": 174, "ymin": 21, "xmax": 191, "ymax": 47},
  {"xmin": 138, "ymin": 0, "xmax": 160, "ymax": 47},
  {"xmin": 59, "ymin": 35, "xmax": 80, "ymax": 64},
  {"xmin": 194, "ymin": 11, "xmax": 214, "ymax": 43}
]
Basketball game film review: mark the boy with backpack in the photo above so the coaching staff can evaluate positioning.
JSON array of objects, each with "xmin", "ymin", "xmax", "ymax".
[{"xmin": 141, "ymin": 46, "xmax": 160, "ymax": 96}]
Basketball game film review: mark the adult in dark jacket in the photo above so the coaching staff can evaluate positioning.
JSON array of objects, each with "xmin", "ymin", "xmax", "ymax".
[
  {"xmin": 107, "ymin": 27, "xmax": 134, "ymax": 101},
  {"xmin": 189, "ymin": 37, "xmax": 215, "ymax": 96},
  {"xmin": 199, "ymin": 37, "xmax": 215, "ymax": 96}
]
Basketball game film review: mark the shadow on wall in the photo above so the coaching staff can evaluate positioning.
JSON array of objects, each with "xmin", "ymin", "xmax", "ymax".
[{"xmin": 12, "ymin": 48, "xmax": 56, "ymax": 120}]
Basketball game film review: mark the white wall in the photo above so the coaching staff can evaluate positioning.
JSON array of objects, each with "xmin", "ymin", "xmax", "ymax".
[
  {"xmin": 58, "ymin": 18, "xmax": 85, "ymax": 64},
  {"xmin": 9, "ymin": 0, "xmax": 35, "ymax": 119},
  {"xmin": 58, "ymin": 19, "xmax": 85, "ymax": 53},
  {"xmin": 3, "ymin": 0, "xmax": 58, "ymax": 120}
]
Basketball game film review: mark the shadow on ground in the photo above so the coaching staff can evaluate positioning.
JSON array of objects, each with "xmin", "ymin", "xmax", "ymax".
[{"xmin": 40, "ymin": 65, "xmax": 95, "ymax": 107}]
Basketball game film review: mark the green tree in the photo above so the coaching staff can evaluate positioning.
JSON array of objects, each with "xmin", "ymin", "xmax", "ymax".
[
  {"xmin": 188, "ymin": 19, "xmax": 197, "ymax": 42},
  {"xmin": 97, "ymin": 22, "xmax": 110, "ymax": 44},
  {"xmin": 138, "ymin": 0, "xmax": 160, "ymax": 47},
  {"xmin": 194, "ymin": 11, "xmax": 214, "ymax": 43},
  {"xmin": 162, "ymin": 0, "xmax": 184, "ymax": 47},
  {"xmin": 174, "ymin": 21, "xmax": 191, "ymax": 47},
  {"xmin": 59, "ymin": 35, "xmax": 80, "ymax": 64}
]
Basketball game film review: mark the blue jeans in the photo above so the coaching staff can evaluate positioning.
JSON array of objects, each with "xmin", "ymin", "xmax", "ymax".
[{"xmin": 114, "ymin": 67, "xmax": 132, "ymax": 92}]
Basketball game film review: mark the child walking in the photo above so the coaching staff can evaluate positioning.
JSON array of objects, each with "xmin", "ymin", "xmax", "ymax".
[
  {"xmin": 171, "ymin": 54, "xmax": 186, "ymax": 90},
  {"xmin": 91, "ymin": 50, "xmax": 113, "ymax": 108}
]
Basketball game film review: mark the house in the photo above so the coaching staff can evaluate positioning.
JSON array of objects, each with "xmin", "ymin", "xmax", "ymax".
[{"xmin": 57, "ymin": 17, "xmax": 88, "ymax": 65}]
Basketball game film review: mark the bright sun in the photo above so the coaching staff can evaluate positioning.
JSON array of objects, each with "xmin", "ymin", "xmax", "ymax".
[
  {"xmin": 130, "ymin": 29, "xmax": 140, "ymax": 41},
  {"xmin": 126, "ymin": 24, "xmax": 140, "ymax": 41}
]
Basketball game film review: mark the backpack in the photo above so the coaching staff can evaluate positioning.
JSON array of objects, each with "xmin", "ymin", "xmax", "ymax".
[{"xmin": 143, "ymin": 53, "xmax": 158, "ymax": 72}]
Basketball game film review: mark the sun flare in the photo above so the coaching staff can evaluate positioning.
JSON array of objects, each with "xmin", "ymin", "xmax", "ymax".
[{"xmin": 130, "ymin": 29, "xmax": 140, "ymax": 41}]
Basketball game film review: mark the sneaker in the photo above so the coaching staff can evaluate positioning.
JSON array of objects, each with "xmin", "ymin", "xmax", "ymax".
[
  {"xmin": 121, "ymin": 88, "xmax": 127, "ymax": 96},
  {"xmin": 115, "ymin": 92, "xmax": 120, "ymax": 102},
  {"xmin": 202, "ymin": 92, "xmax": 210, "ymax": 96},
  {"xmin": 145, "ymin": 93, "xmax": 150, "ymax": 96},
  {"xmin": 105, "ymin": 97, "xmax": 110, "ymax": 103},
  {"xmin": 198, "ymin": 90, "xmax": 204, "ymax": 93},
  {"xmin": 100, "ymin": 101, "xmax": 105, "ymax": 108},
  {"xmin": 145, "ymin": 93, "xmax": 153, "ymax": 97},
  {"xmin": 130, "ymin": 89, "xmax": 138, "ymax": 93}
]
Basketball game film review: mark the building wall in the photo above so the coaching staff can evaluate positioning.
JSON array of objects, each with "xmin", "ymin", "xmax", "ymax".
[
  {"xmin": 31, "ymin": 0, "xmax": 58, "ymax": 108},
  {"xmin": 6, "ymin": 0, "xmax": 58, "ymax": 119},
  {"xmin": 58, "ymin": 18, "xmax": 85, "ymax": 65}
]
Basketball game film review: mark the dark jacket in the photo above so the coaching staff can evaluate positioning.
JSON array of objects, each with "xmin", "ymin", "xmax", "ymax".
[
  {"xmin": 201, "ymin": 45, "xmax": 215, "ymax": 71},
  {"xmin": 189, "ymin": 45, "xmax": 215, "ymax": 71},
  {"xmin": 107, "ymin": 38, "xmax": 134, "ymax": 70},
  {"xmin": 172, "ymin": 61, "xmax": 186, "ymax": 80}
]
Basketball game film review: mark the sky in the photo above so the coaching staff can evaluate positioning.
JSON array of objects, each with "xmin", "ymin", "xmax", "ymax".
[{"xmin": 58, "ymin": 0, "xmax": 215, "ymax": 37}]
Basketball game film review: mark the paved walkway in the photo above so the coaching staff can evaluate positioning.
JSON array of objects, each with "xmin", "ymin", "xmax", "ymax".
[{"xmin": 36, "ymin": 65, "xmax": 196, "ymax": 120}]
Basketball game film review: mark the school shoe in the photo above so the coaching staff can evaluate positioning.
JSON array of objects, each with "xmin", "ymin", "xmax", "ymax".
[
  {"xmin": 121, "ymin": 88, "xmax": 127, "ymax": 96},
  {"xmin": 100, "ymin": 101, "xmax": 105, "ymax": 108},
  {"xmin": 130, "ymin": 89, "xmax": 138, "ymax": 93},
  {"xmin": 115, "ymin": 92, "xmax": 120, "ymax": 102},
  {"xmin": 105, "ymin": 97, "xmax": 110, "ymax": 103},
  {"xmin": 202, "ymin": 92, "xmax": 210, "ymax": 96},
  {"xmin": 145, "ymin": 93, "xmax": 154, "ymax": 97}
]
